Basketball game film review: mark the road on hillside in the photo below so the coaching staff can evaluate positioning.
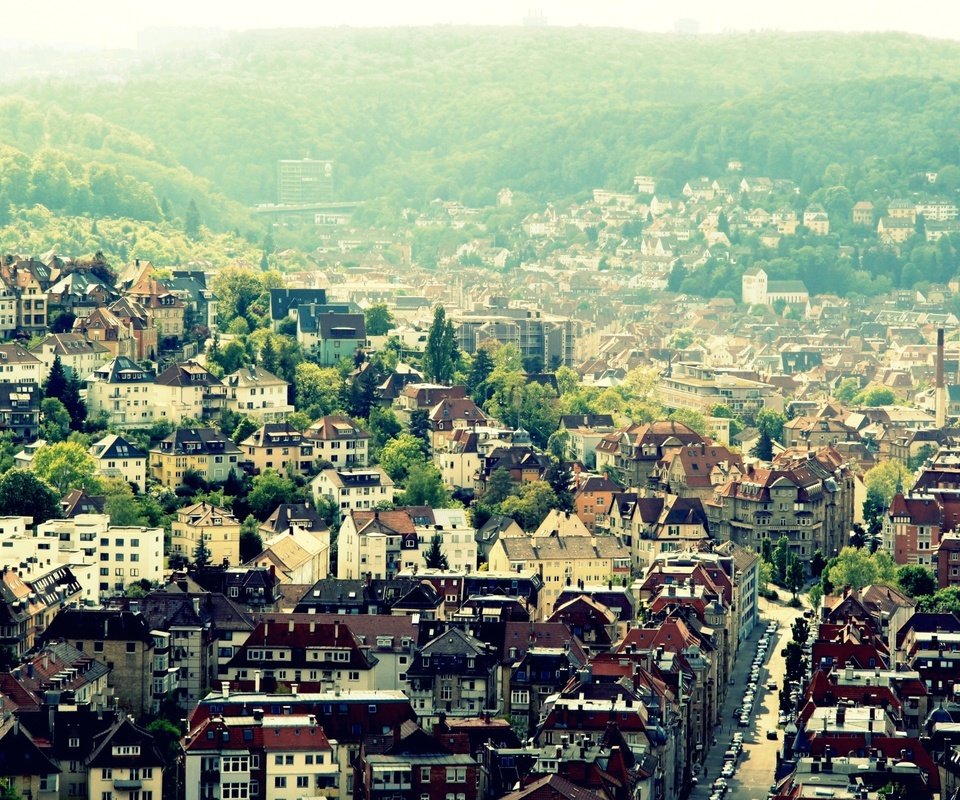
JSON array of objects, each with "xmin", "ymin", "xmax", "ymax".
[{"xmin": 688, "ymin": 594, "xmax": 805, "ymax": 800}]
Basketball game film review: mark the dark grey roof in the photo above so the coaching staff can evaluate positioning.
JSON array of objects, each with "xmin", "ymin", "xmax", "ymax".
[
  {"xmin": 42, "ymin": 609, "xmax": 155, "ymax": 644},
  {"xmin": 270, "ymin": 288, "xmax": 329, "ymax": 320}
]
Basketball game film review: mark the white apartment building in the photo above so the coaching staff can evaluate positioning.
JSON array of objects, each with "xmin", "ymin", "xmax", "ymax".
[
  {"xmin": 33, "ymin": 514, "xmax": 163, "ymax": 600},
  {"xmin": 337, "ymin": 507, "xmax": 476, "ymax": 580},
  {"xmin": 311, "ymin": 467, "xmax": 395, "ymax": 512},
  {"xmin": 89, "ymin": 433, "xmax": 149, "ymax": 491},
  {"xmin": 224, "ymin": 365, "xmax": 294, "ymax": 421},
  {"xmin": 0, "ymin": 343, "xmax": 44, "ymax": 384},
  {"xmin": 85, "ymin": 356, "xmax": 159, "ymax": 429}
]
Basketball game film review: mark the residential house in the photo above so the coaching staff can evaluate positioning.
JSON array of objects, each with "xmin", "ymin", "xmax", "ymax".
[
  {"xmin": 259, "ymin": 503, "xmax": 330, "ymax": 541},
  {"xmin": 0, "ymin": 344, "xmax": 43, "ymax": 385},
  {"xmin": 558, "ymin": 414, "xmax": 616, "ymax": 468},
  {"xmin": 0, "ymin": 382, "xmax": 40, "ymax": 441},
  {"xmin": 248, "ymin": 527, "xmax": 331, "ymax": 584},
  {"xmin": 573, "ymin": 475, "xmax": 621, "ymax": 532},
  {"xmin": 605, "ymin": 493, "xmax": 712, "ymax": 571},
  {"xmin": 298, "ymin": 309, "xmax": 366, "ymax": 365},
  {"xmin": 487, "ymin": 527, "xmax": 631, "ymax": 614},
  {"xmin": 153, "ymin": 360, "xmax": 227, "ymax": 422},
  {"xmin": 224, "ymin": 365, "xmax": 293, "ymax": 422},
  {"xmin": 311, "ymin": 468, "xmax": 395, "ymax": 513},
  {"xmin": 657, "ymin": 362, "xmax": 782, "ymax": 417},
  {"xmin": 182, "ymin": 713, "xmax": 338, "ymax": 800},
  {"xmin": 149, "ymin": 427, "xmax": 242, "ymax": 488},
  {"xmin": 240, "ymin": 423, "xmax": 316, "ymax": 476},
  {"xmin": 406, "ymin": 625, "xmax": 499, "ymax": 725},
  {"xmin": 222, "ymin": 618, "xmax": 378, "ymax": 693},
  {"xmin": 337, "ymin": 507, "xmax": 476, "ymax": 580},
  {"xmin": 73, "ymin": 305, "xmax": 138, "ymax": 360},
  {"xmin": 124, "ymin": 271, "xmax": 185, "ymax": 340},
  {"xmin": 595, "ymin": 419, "xmax": 707, "ymax": 488},
  {"xmin": 125, "ymin": 589, "xmax": 255, "ymax": 708},
  {"xmin": 302, "ymin": 415, "xmax": 371, "ymax": 468},
  {"xmin": 425, "ymin": 396, "xmax": 488, "ymax": 451},
  {"xmin": 171, "ymin": 502, "xmax": 242, "ymax": 566},
  {"xmin": 109, "ymin": 297, "xmax": 158, "ymax": 361},
  {"xmin": 0, "ymin": 562, "xmax": 83, "ymax": 658},
  {"xmin": 88, "ymin": 434, "xmax": 148, "ymax": 491},
  {"xmin": 652, "ymin": 441, "xmax": 743, "ymax": 503},
  {"xmin": 355, "ymin": 722, "xmax": 480, "ymax": 800},
  {"xmin": 86, "ymin": 717, "xmax": 165, "ymax": 800},
  {"xmin": 84, "ymin": 356, "xmax": 157, "ymax": 429},
  {"xmin": 168, "ymin": 269, "xmax": 219, "ymax": 332},
  {"xmin": 707, "ymin": 447, "xmax": 855, "ymax": 572},
  {"xmin": 30, "ymin": 333, "xmax": 110, "ymax": 380},
  {"xmin": 41, "ymin": 609, "xmax": 156, "ymax": 716}
]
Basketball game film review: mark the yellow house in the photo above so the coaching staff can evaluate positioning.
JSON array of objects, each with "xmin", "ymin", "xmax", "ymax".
[
  {"xmin": 150, "ymin": 427, "xmax": 243, "ymax": 488},
  {"xmin": 171, "ymin": 502, "xmax": 241, "ymax": 565},
  {"xmin": 487, "ymin": 514, "xmax": 631, "ymax": 618},
  {"xmin": 240, "ymin": 422, "xmax": 316, "ymax": 476}
]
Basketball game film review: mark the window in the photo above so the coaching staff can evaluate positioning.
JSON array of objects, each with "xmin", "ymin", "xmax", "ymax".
[
  {"xmin": 285, "ymin": 755, "xmax": 294, "ymax": 765},
  {"xmin": 275, "ymin": 755, "xmax": 283, "ymax": 766},
  {"xmin": 222, "ymin": 784, "xmax": 248, "ymax": 799},
  {"xmin": 126, "ymin": 642, "xmax": 137, "ymax": 653},
  {"xmin": 421, "ymin": 767, "xmax": 431, "ymax": 782},
  {"xmin": 102, "ymin": 794, "xmax": 112, "ymax": 800},
  {"xmin": 445, "ymin": 768, "xmax": 467, "ymax": 783},
  {"xmin": 296, "ymin": 777, "xmax": 309, "ymax": 789},
  {"xmin": 102, "ymin": 770, "xmax": 113, "ymax": 780},
  {"xmin": 274, "ymin": 777, "xmax": 286, "ymax": 789}
]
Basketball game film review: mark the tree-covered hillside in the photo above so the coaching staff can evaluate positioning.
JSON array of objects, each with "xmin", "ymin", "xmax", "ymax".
[
  {"xmin": 15, "ymin": 28, "xmax": 960, "ymax": 209},
  {"xmin": 0, "ymin": 97, "xmax": 252, "ymax": 232}
]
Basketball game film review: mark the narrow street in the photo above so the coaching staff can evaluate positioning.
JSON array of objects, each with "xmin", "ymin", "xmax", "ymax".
[{"xmin": 689, "ymin": 593, "xmax": 805, "ymax": 800}]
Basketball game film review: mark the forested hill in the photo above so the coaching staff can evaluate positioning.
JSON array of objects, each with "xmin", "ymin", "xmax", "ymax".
[{"xmin": 11, "ymin": 27, "xmax": 960, "ymax": 213}]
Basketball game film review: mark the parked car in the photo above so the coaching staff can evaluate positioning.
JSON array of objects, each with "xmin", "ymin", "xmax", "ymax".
[{"xmin": 766, "ymin": 729, "xmax": 778, "ymax": 740}]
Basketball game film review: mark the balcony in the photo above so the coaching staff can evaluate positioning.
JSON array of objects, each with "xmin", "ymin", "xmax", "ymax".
[{"xmin": 114, "ymin": 779, "xmax": 143, "ymax": 790}]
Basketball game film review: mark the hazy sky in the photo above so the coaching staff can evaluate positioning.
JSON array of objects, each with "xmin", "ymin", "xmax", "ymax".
[{"xmin": 8, "ymin": 0, "xmax": 960, "ymax": 49}]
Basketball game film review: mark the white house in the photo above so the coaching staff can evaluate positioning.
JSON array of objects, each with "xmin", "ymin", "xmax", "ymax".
[{"xmin": 310, "ymin": 467, "xmax": 395, "ymax": 513}]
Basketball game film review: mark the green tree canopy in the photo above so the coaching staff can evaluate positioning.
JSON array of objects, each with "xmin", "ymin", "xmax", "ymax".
[
  {"xmin": 295, "ymin": 362, "xmax": 344, "ymax": 418},
  {"xmin": 40, "ymin": 397, "xmax": 72, "ymax": 442},
  {"xmin": 863, "ymin": 461, "xmax": 908, "ymax": 508},
  {"xmin": 0, "ymin": 469, "xmax": 61, "ymax": 524},
  {"xmin": 499, "ymin": 480, "xmax": 558, "ymax": 531},
  {"xmin": 248, "ymin": 470, "xmax": 302, "ymax": 521},
  {"xmin": 826, "ymin": 546, "xmax": 897, "ymax": 591},
  {"xmin": 896, "ymin": 564, "xmax": 937, "ymax": 598},
  {"xmin": 422, "ymin": 305, "xmax": 458, "ymax": 384},
  {"xmin": 365, "ymin": 303, "xmax": 395, "ymax": 336},
  {"xmin": 424, "ymin": 532, "xmax": 449, "ymax": 569},
  {"xmin": 378, "ymin": 433, "xmax": 428, "ymax": 483},
  {"xmin": 398, "ymin": 463, "xmax": 450, "ymax": 507},
  {"xmin": 32, "ymin": 441, "xmax": 101, "ymax": 495},
  {"xmin": 854, "ymin": 386, "xmax": 896, "ymax": 407}
]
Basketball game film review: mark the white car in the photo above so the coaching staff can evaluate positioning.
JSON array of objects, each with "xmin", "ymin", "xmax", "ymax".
[
  {"xmin": 721, "ymin": 764, "xmax": 735, "ymax": 778},
  {"xmin": 732, "ymin": 732, "xmax": 744, "ymax": 742}
]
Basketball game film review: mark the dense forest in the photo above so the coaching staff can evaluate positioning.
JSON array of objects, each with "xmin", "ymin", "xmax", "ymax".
[{"xmin": 14, "ymin": 28, "xmax": 960, "ymax": 211}]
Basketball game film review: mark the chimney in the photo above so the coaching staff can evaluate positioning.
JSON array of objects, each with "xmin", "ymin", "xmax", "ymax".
[{"xmin": 937, "ymin": 328, "xmax": 947, "ymax": 429}]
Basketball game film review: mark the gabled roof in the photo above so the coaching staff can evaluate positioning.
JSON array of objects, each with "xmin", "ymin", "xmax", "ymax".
[
  {"xmin": 155, "ymin": 360, "xmax": 223, "ymax": 388},
  {"xmin": 304, "ymin": 415, "xmax": 370, "ymax": 441}
]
